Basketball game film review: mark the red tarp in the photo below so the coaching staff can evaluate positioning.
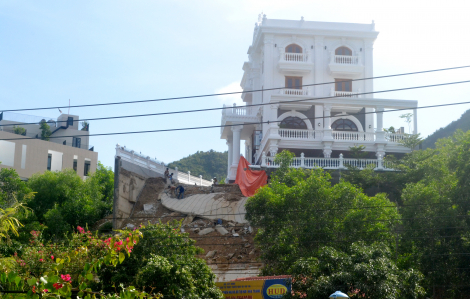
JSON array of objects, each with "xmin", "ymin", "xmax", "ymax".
[{"xmin": 235, "ymin": 156, "xmax": 268, "ymax": 197}]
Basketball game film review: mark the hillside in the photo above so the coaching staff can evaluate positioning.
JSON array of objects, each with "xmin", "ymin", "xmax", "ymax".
[
  {"xmin": 422, "ymin": 109, "xmax": 470, "ymax": 149},
  {"xmin": 168, "ymin": 150, "xmax": 228, "ymax": 181}
]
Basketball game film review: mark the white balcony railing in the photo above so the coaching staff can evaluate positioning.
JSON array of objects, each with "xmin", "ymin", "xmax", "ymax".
[
  {"xmin": 222, "ymin": 105, "xmax": 256, "ymax": 117},
  {"xmin": 259, "ymin": 153, "xmax": 392, "ymax": 170},
  {"xmin": 279, "ymin": 128, "xmax": 322, "ymax": 140},
  {"xmin": 281, "ymin": 52, "xmax": 308, "ymax": 62},
  {"xmin": 279, "ymin": 88, "xmax": 309, "ymax": 96},
  {"xmin": 333, "ymin": 131, "xmax": 375, "ymax": 141},
  {"xmin": 330, "ymin": 88, "xmax": 361, "ymax": 98},
  {"xmin": 385, "ymin": 132, "xmax": 406, "ymax": 143},
  {"xmin": 332, "ymin": 55, "xmax": 360, "ymax": 65}
]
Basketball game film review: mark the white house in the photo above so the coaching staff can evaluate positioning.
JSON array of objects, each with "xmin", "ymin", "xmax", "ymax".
[
  {"xmin": 0, "ymin": 112, "xmax": 97, "ymax": 179},
  {"xmin": 221, "ymin": 15, "xmax": 417, "ymax": 182}
]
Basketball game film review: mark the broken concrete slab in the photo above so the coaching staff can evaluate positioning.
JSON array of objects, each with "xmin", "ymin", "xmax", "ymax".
[
  {"xmin": 143, "ymin": 204, "xmax": 154, "ymax": 211},
  {"xmin": 198, "ymin": 228, "xmax": 215, "ymax": 236},
  {"xmin": 215, "ymin": 225, "xmax": 229, "ymax": 235},
  {"xmin": 126, "ymin": 223, "xmax": 135, "ymax": 229},
  {"xmin": 206, "ymin": 250, "xmax": 217, "ymax": 258},
  {"xmin": 227, "ymin": 253, "xmax": 235, "ymax": 259},
  {"xmin": 233, "ymin": 233, "xmax": 239, "ymax": 237},
  {"xmin": 182, "ymin": 215, "xmax": 194, "ymax": 226}
]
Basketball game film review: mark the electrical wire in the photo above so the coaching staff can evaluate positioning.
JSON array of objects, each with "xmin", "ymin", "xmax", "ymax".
[
  {"xmin": 1, "ymin": 79, "xmax": 469, "ymax": 129},
  {"xmin": 2, "ymin": 65, "xmax": 469, "ymax": 113}
]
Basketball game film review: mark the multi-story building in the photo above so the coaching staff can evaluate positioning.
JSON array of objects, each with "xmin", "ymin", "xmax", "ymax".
[
  {"xmin": 221, "ymin": 15, "xmax": 418, "ymax": 181},
  {"xmin": 0, "ymin": 112, "xmax": 97, "ymax": 179}
]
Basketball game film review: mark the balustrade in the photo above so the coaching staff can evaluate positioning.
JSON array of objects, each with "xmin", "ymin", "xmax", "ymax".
[
  {"xmin": 332, "ymin": 55, "xmax": 360, "ymax": 65},
  {"xmin": 280, "ymin": 88, "xmax": 309, "ymax": 96},
  {"xmin": 385, "ymin": 132, "xmax": 406, "ymax": 143},
  {"xmin": 281, "ymin": 52, "xmax": 308, "ymax": 62},
  {"xmin": 332, "ymin": 131, "xmax": 375, "ymax": 141}
]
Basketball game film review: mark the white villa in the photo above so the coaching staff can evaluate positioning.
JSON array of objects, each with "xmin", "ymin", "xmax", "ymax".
[{"xmin": 221, "ymin": 15, "xmax": 418, "ymax": 182}]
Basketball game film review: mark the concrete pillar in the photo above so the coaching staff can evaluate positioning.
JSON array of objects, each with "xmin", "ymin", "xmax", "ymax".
[
  {"xmin": 314, "ymin": 36, "xmax": 325, "ymax": 97},
  {"xmin": 315, "ymin": 105, "xmax": 323, "ymax": 130},
  {"xmin": 226, "ymin": 139, "xmax": 233, "ymax": 178},
  {"xmin": 262, "ymin": 34, "xmax": 275, "ymax": 134},
  {"xmin": 364, "ymin": 39, "xmax": 375, "ymax": 132},
  {"xmin": 376, "ymin": 106, "xmax": 385, "ymax": 142},
  {"xmin": 231, "ymin": 125, "xmax": 243, "ymax": 166},
  {"xmin": 324, "ymin": 104, "xmax": 332, "ymax": 129},
  {"xmin": 413, "ymin": 108, "xmax": 418, "ymax": 134}
]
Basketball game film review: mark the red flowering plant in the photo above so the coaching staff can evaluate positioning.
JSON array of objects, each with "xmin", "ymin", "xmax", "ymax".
[{"xmin": 0, "ymin": 225, "xmax": 162, "ymax": 298}]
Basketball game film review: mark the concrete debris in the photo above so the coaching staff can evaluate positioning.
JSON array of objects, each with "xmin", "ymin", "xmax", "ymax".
[
  {"xmin": 180, "ymin": 228, "xmax": 185, "ymax": 233},
  {"xmin": 143, "ymin": 204, "xmax": 154, "ymax": 211},
  {"xmin": 233, "ymin": 233, "xmax": 240, "ymax": 237},
  {"xmin": 248, "ymin": 226, "xmax": 253, "ymax": 233},
  {"xmin": 242, "ymin": 237, "xmax": 247, "ymax": 242},
  {"xmin": 227, "ymin": 253, "xmax": 235, "ymax": 259},
  {"xmin": 206, "ymin": 250, "xmax": 217, "ymax": 258},
  {"xmin": 198, "ymin": 228, "xmax": 215, "ymax": 236},
  {"xmin": 227, "ymin": 222, "xmax": 236, "ymax": 227},
  {"xmin": 194, "ymin": 228, "xmax": 200, "ymax": 234},
  {"xmin": 215, "ymin": 225, "xmax": 229, "ymax": 235},
  {"xmin": 249, "ymin": 249, "xmax": 255, "ymax": 255},
  {"xmin": 244, "ymin": 243, "xmax": 251, "ymax": 248},
  {"xmin": 169, "ymin": 212, "xmax": 181, "ymax": 217},
  {"xmin": 232, "ymin": 229, "xmax": 236, "ymax": 234},
  {"xmin": 182, "ymin": 215, "xmax": 194, "ymax": 226},
  {"xmin": 126, "ymin": 223, "xmax": 135, "ymax": 229},
  {"xmin": 237, "ymin": 255, "xmax": 243, "ymax": 259}
]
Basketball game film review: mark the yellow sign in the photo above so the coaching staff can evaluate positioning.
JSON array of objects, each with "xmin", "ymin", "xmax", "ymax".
[{"xmin": 216, "ymin": 278, "xmax": 291, "ymax": 299}]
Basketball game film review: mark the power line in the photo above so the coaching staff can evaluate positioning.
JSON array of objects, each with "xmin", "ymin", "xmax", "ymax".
[
  {"xmin": 3, "ymin": 65, "xmax": 469, "ymax": 113},
  {"xmin": 4, "ymin": 83, "xmax": 470, "ymax": 142},
  {"xmin": 1, "ymin": 79, "xmax": 469, "ymax": 128}
]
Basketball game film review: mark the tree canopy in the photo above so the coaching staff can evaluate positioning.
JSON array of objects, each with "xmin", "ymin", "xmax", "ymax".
[{"xmin": 167, "ymin": 150, "xmax": 228, "ymax": 181}]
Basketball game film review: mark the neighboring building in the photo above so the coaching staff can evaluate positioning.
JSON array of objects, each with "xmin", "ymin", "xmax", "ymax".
[
  {"xmin": 221, "ymin": 15, "xmax": 418, "ymax": 181},
  {"xmin": 0, "ymin": 112, "xmax": 97, "ymax": 179}
]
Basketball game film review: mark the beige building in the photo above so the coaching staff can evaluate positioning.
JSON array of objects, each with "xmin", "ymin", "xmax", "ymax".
[{"xmin": 0, "ymin": 112, "xmax": 97, "ymax": 179}]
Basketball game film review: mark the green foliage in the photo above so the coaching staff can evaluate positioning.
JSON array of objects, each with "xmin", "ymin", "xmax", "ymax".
[
  {"xmin": 245, "ymin": 150, "xmax": 400, "ymax": 274},
  {"xmin": 384, "ymin": 126, "xmax": 397, "ymax": 133},
  {"xmin": 398, "ymin": 133, "xmax": 423, "ymax": 150},
  {"xmin": 167, "ymin": 150, "xmax": 228, "ymax": 181},
  {"xmin": 13, "ymin": 126, "xmax": 26, "ymax": 136},
  {"xmin": 39, "ymin": 121, "xmax": 51, "ymax": 141},
  {"xmin": 26, "ymin": 170, "xmax": 111, "ymax": 238},
  {"xmin": 81, "ymin": 121, "xmax": 89, "ymax": 131},
  {"xmin": 98, "ymin": 221, "xmax": 223, "ymax": 299},
  {"xmin": 422, "ymin": 108, "xmax": 470, "ymax": 149},
  {"xmin": 0, "ymin": 227, "xmax": 158, "ymax": 298},
  {"xmin": 400, "ymin": 113, "xmax": 413, "ymax": 133},
  {"xmin": 90, "ymin": 162, "xmax": 114, "ymax": 204},
  {"xmin": 287, "ymin": 242, "xmax": 425, "ymax": 299},
  {"xmin": 0, "ymin": 202, "xmax": 31, "ymax": 244},
  {"xmin": 348, "ymin": 144, "xmax": 367, "ymax": 159},
  {"xmin": 0, "ymin": 168, "xmax": 33, "ymax": 207}
]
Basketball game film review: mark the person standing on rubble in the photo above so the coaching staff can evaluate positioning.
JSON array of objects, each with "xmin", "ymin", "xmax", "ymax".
[{"xmin": 164, "ymin": 168, "xmax": 169, "ymax": 182}]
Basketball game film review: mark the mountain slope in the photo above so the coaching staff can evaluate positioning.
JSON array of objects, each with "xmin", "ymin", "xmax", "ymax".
[
  {"xmin": 167, "ymin": 150, "xmax": 228, "ymax": 181},
  {"xmin": 422, "ymin": 109, "xmax": 470, "ymax": 149}
]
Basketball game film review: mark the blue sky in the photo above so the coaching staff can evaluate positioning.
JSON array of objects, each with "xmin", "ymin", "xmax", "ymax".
[{"xmin": 1, "ymin": 0, "xmax": 470, "ymax": 169}]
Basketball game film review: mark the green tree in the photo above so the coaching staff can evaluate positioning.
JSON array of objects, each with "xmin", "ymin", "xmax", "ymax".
[
  {"xmin": 26, "ymin": 169, "xmax": 111, "ymax": 238},
  {"xmin": 400, "ymin": 113, "xmax": 413, "ymax": 133},
  {"xmin": 98, "ymin": 222, "xmax": 224, "ymax": 299},
  {"xmin": 287, "ymin": 242, "xmax": 425, "ymax": 299},
  {"xmin": 0, "ymin": 202, "xmax": 31, "ymax": 244},
  {"xmin": 0, "ymin": 168, "xmax": 33, "ymax": 207},
  {"xmin": 398, "ymin": 133, "xmax": 423, "ymax": 150},
  {"xmin": 348, "ymin": 144, "xmax": 367, "ymax": 159},
  {"xmin": 39, "ymin": 121, "xmax": 51, "ymax": 141},
  {"xmin": 90, "ymin": 162, "xmax": 114, "ymax": 204},
  {"xmin": 168, "ymin": 150, "xmax": 228, "ymax": 181},
  {"xmin": 12, "ymin": 126, "xmax": 26, "ymax": 136},
  {"xmin": 246, "ymin": 150, "xmax": 400, "ymax": 274}
]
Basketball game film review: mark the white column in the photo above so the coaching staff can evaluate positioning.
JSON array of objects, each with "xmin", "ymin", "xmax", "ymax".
[
  {"xmin": 231, "ymin": 125, "xmax": 243, "ymax": 166},
  {"xmin": 376, "ymin": 106, "xmax": 385, "ymax": 142},
  {"xmin": 364, "ymin": 39, "xmax": 375, "ymax": 132},
  {"xmin": 413, "ymin": 108, "xmax": 418, "ymax": 134},
  {"xmin": 262, "ymin": 34, "xmax": 275, "ymax": 134},
  {"xmin": 226, "ymin": 139, "xmax": 233, "ymax": 178},
  {"xmin": 314, "ymin": 36, "xmax": 325, "ymax": 97},
  {"xmin": 324, "ymin": 104, "xmax": 332, "ymax": 130},
  {"xmin": 315, "ymin": 105, "xmax": 324, "ymax": 129}
]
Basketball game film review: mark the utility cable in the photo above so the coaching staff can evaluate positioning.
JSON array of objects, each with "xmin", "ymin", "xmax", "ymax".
[
  {"xmin": 4, "ymin": 82, "xmax": 470, "ymax": 141},
  {"xmin": 2, "ymin": 65, "xmax": 469, "ymax": 113},
  {"xmin": 0, "ymin": 79, "xmax": 469, "ymax": 128}
]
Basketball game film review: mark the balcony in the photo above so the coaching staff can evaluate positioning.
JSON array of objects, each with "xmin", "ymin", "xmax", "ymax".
[
  {"xmin": 328, "ymin": 54, "xmax": 364, "ymax": 76},
  {"xmin": 279, "ymin": 87, "xmax": 310, "ymax": 96},
  {"xmin": 330, "ymin": 88, "xmax": 362, "ymax": 98},
  {"xmin": 278, "ymin": 52, "xmax": 313, "ymax": 74},
  {"xmin": 220, "ymin": 105, "xmax": 259, "ymax": 135},
  {"xmin": 256, "ymin": 153, "xmax": 392, "ymax": 170},
  {"xmin": 276, "ymin": 128, "xmax": 406, "ymax": 143}
]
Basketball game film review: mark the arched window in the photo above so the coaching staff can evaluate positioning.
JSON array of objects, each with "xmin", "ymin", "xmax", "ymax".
[
  {"xmin": 331, "ymin": 119, "xmax": 358, "ymax": 131},
  {"xmin": 280, "ymin": 116, "xmax": 307, "ymax": 129},
  {"xmin": 335, "ymin": 46, "xmax": 352, "ymax": 56},
  {"xmin": 285, "ymin": 44, "xmax": 302, "ymax": 53}
]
